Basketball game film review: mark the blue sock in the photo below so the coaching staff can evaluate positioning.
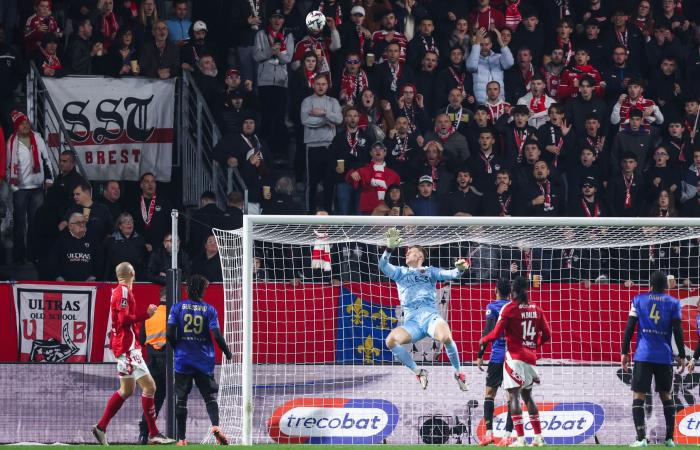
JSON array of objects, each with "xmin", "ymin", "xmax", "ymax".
[
  {"xmin": 445, "ymin": 340, "xmax": 461, "ymax": 372},
  {"xmin": 390, "ymin": 345, "xmax": 419, "ymax": 374}
]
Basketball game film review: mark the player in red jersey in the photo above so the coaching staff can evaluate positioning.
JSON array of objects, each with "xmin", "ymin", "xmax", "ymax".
[
  {"xmin": 480, "ymin": 277, "xmax": 551, "ymax": 447},
  {"xmin": 92, "ymin": 262, "xmax": 175, "ymax": 445}
]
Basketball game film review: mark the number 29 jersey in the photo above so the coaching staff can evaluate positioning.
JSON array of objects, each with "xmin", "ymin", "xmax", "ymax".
[
  {"xmin": 168, "ymin": 299, "xmax": 220, "ymax": 375},
  {"xmin": 629, "ymin": 292, "xmax": 681, "ymax": 365},
  {"xmin": 485, "ymin": 300, "xmax": 551, "ymax": 365}
]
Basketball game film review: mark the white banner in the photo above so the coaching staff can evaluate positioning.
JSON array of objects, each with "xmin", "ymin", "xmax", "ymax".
[
  {"xmin": 43, "ymin": 76, "xmax": 175, "ymax": 181},
  {"xmin": 14, "ymin": 284, "xmax": 97, "ymax": 362}
]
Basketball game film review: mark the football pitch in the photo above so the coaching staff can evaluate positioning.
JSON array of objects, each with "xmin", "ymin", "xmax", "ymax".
[{"xmin": 4, "ymin": 446, "xmax": 700, "ymax": 449}]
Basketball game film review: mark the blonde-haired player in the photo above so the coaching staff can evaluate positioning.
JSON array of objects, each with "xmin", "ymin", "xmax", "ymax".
[{"xmin": 92, "ymin": 262, "xmax": 175, "ymax": 445}]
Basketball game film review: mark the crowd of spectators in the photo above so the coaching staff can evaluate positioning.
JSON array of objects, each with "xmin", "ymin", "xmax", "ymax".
[{"xmin": 3, "ymin": 0, "xmax": 700, "ymax": 282}]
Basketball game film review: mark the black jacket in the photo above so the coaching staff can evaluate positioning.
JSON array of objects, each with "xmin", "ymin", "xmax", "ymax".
[
  {"xmin": 191, "ymin": 252, "xmax": 223, "ymax": 282},
  {"xmin": 64, "ymin": 202, "xmax": 114, "ymax": 244},
  {"xmin": 50, "ymin": 232, "xmax": 103, "ymax": 281},
  {"xmin": 104, "ymin": 230, "xmax": 149, "ymax": 280},
  {"xmin": 126, "ymin": 194, "xmax": 174, "ymax": 248},
  {"xmin": 146, "ymin": 245, "xmax": 192, "ymax": 285},
  {"xmin": 188, "ymin": 203, "xmax": 238, "ymax": 257}
]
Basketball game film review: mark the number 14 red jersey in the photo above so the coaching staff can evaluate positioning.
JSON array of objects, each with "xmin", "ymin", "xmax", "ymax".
[{"xmin": 484, "ymin": 301, "xmax": 551, "ymax": 365}]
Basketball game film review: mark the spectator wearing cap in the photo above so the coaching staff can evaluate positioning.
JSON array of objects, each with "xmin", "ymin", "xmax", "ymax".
[
  {"xmin": 66, "ymin": 18, "xmax": 108, "ymax": 75},
  {"xmin": 565, "ymin": 76, "xmax": 609, "ymax": 138},
  {"xmin": 436, "ymin": 46, "xmax": 472, "ymax": 109},
  {"xmin": 301, "ymin": 74, "xmax": 343, "ymax": 213},
  {"xmin": 442, "ymin": 167, "xmax": 482, "ymax": 216},
  {"xmin": 223, "ymin": 67, "xmax": 256, "ymax": 105},
  {"xmin": 166, "ymin": 0, "xmax": 191, "ymax": 46},
  {"xmin": 181, "ymin": 20, "xmax": 217, "ymax": 72},
  {"xmin": 1, "ymin": 110, "xmax": 54, "ymax": 263},
  {"xmin": 557, "ymin": 48, "xmax": 604, "ymax": 102},
  {"xmin": 466, "ymin": 28, "xmax": 513, "ymax": 105},
  {"xmin": 221, "ymin": 86, "xmax": 253, "ymax": 133},
  {"xmin": 516, "ymin": 74, "xmax": 555, "ymax": 129},
  {"xmin": 33, "ymin": 32, "xmax": 66, "ymax": 77},
  {"xmin": 511, "ymin": 7, "xmax": 544, "ymax": 66},
  {"xmin": 578, "ymin": 19, "xmax": 607, "ymax": 70},
  {"xmin": 407, "ymin": 17, "xmax": 442, "ymax": 71},
  {"xmin": 607, "ymin": 151, "xmax": 645, "ymax": 217},
  {"xmin": 330, "ymin": 107, "xmax": 371, "ymax": 215},
  {"xmin": 254, "ymin": 9, "xmax": 294, "ymax": 159},
  {"xmin": 409, "ymin": 175, "xmax": 442, "ymax": 216},
  {"xmin": 138, "ymin": 19, "xmax": 180, "ymax": 79},
  {"xmin": 338, "ymin": 6, "xmax": 373, "ymax": 62},
  {"xmin": 106, "ymin": 27, "xmax": 139, "ymax": 77},
  {"xmin": 611, "ymin": 108, "xmax": 658, "ymax": 175},
  {"xmin": 570, "ymin": 176, "xmax": 608, "ymax": 217},
  {"xmin": 50, "ymin": 212, "xmax": 103, "ymax": 281},
  {"xmin": 566, "ymin": 145, "xmax": 606, "ymax": 207},
  {"xmin": 346, "ymin": 142, "xmax": 401, "ymax": 215},
  {"xmin": 24, "ymin": 0, "xmax": 62, "ymax": 55},
  {"xmin": 521, "ymin": 160, "xmax": 564, "ymax": 216}
]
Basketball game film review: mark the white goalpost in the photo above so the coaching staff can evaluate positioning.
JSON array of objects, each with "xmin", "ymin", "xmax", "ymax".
[{"xmin": 213, "ymin": 216, "xmax": 700, "ymax": 446}]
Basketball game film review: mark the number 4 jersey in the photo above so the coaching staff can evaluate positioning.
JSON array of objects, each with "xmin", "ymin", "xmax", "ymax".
[
  {"xmin": 484, "ymin": 300, "xmax": 551, "ymax": 365},
  {"xmin": 629, "ymin": 292, "xmax": 681, "ymax": 365},
  {"xmin": 168, "ymin": 299, "xmax": 220, "ymax": 375}
]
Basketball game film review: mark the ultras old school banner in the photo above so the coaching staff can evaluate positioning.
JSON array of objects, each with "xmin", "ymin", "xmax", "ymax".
[
  {"xmin": 13, "ymin": 284, "xmax": 97, "ymax": 362},
  {"xmin": 43, "ymin": 76, "xmax": 175, "ymax": 181}
]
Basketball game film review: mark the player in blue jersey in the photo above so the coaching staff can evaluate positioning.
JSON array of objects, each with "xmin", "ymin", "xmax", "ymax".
[
  {"xmin": 477, "ymin": 278, "xmax": 514, "ymax": 447},
  {"xmin": 621, "ymin": 271, "xmax": 689, "ymax": 448},
  {"xmin": 379, "ymin": 227, "xmax": 470, "ymax": 391},
  {"xmin": 167, "ymin": 275, "xmax": 232, "ymax": 446}
]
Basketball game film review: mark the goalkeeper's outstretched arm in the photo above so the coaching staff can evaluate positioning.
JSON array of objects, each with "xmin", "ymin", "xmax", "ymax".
[
  {"xmin": 378, "ymin": 247, "xmax": 399, "ymax": 279},
  {"xmin": 434, "ymin": 259, "xmax": 470, "ymax": 281}
]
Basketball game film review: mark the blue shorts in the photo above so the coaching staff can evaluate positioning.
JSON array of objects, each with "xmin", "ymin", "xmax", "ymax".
[{"xmin": 400, "ymin": 307, "xmax": 446, "ymax": 342}]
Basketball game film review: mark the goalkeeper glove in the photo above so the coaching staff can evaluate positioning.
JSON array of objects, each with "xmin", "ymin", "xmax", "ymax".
[
  {"xmin": 385, "ymin": 227, "xmax": 402, "ymax": 249},
  {"xmin": 455, "ymin": 258, "xmax": 470, "ymax": 272}
]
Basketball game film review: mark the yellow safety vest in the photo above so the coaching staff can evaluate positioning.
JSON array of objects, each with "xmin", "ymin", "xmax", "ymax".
[{"xmin": 144, "ymin": 305, "xmax": 167, "ymax": 349}]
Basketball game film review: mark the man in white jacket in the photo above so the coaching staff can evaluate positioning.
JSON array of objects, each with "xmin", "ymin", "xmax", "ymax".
[
  {"xmin": 465, "ymin": 27, "xmax": 514, "ymax": 105},
  {"xmin": 2, "ymin": 110, "xmax": 53, "ymax": 263}
]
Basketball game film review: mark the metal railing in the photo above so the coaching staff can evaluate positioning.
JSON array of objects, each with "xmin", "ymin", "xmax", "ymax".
[
  {"xmin": 178, "ymin": 70, "xmax": 247, "ymax": 208},
  {"xmin": 26, "ymin": 62, "xmax": 86, "ymax": 178}
]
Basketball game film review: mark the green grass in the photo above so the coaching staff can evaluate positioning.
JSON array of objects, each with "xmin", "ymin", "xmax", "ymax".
[{"xmin": 4, "ymin": 446, "xmax": 700, "ymax": 449}]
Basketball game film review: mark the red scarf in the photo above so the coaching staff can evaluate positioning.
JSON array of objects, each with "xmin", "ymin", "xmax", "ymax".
[
  {"xmin": 346, "ymin": 130, "xmax": 359, "ymax": 157},
  {"xmin": 505, "ymin": 0, "xmax": 522, "ymax": 30},
  {"xmin": 498, "ymin": 193, "xmax": 511, "ymax": 216},
  {"xmin": 340, "ymin": 70, "xmax": 368, "ymax": 104},
  {"xmin": 670, "ymin": 139, "xmax": 685, "ymax": 162},
  {"xmin": 371, "ymin": 163, "xmax": 388, "ymax": 200},
  {"xmin": 394, "ymin": 135, "xmax": 409, "ymax": 162},
  {"xmin": 304, "ymin": 69, "xmax": 316, "ymax": 88},
  {"xmin": 39, "ymin": 46, "xmax": 62, "ymax": 71},
  {"xmin": 514, "ymin": 128, "xmax": 529, "ymax": 162},
  {"xmin": 267, "ymin": 25, "xmax": 287, "ymax": 52},
  {"xmin": 448, "ymin": 67, "xmax": 466, "ymax": 95},
  {"xmin": 6, "ymin": 131, "xmax": 40, "ymax": 185},
  {"xmin": 580, "ymin": 199, "xmax": 600, "ymax": 217},
  {"xmin": 522, "ymin": 64, "xmax": 535, "ymax": 90},
  {"xmin": 486, "ymin": 101, "xmax": 509, "ymax": 123},
  {"xmin": 557, "ymin": 37, "xmax": 574, "ymax": 65},
  {"xmin": 529, "ymin": 94, "xmax": 546, "ymax": 113},
  {"xmin": 311, "ymin": 230, "xmax": 331, "ymax": 271},
  {"xmin": 102, "ymin": 12, "xmax": 119, "ymax": 47},
  {"xmin": 140, "ymin": 195, "xmax": 157, "ymax": 229},
  {"xmin": 480, "ymin": 150, "xmax": 494, "ymax": 174},
  {"xmin": 538, "ymin": 180, "xmax": 551, "ymax": 209},
  {"xmin": 436, "ymin": 125, "xmax": 455, "ymax": 143},
  {"xmin": 623, "ymin": 174, "xmax": 633, "ymax": 209}
]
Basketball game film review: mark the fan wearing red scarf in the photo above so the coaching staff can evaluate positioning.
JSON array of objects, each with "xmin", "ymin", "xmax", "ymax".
[
  {"xmin": 24, "ymin": 0, "xmax": 62, "ymax": 54},
  {"xmin": 127, "ymin": 173, "xmax": 173, "ymax": 252},
  {"xmin": 346, "ymin": 142, "xmax": 401, "ymax": 215},
  {"xmin": 557, "ymin": 48, "xmax": 605, "ymax": 101},
  {"xmin": 424, "ymin": 113, "xmax": 470, "ymax": 171},
  {"xmin": 524, "ymin": 160, "xmax": 564, "ymax": 216},
  {"xmin": 1, "ymin": 111, "xmax": 54, "ymax": 263},
  {"xmin": 291, "ymin": 14, "xmax": 340, "ymax": 78},
  {"xmin": 516, "ymin": 74, "xmax": 555, "ymax": 129}
]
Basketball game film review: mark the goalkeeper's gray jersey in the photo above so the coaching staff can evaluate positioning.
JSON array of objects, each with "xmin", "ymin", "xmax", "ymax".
[{"xmin": 378, "ymin": 250, "xmax": 462, "ymax": 314}]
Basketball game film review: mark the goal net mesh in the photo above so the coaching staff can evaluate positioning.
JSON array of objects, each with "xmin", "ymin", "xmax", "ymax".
[{"xmin": 213, "ymin": 221, "xmax": 700, "ymax": 445}]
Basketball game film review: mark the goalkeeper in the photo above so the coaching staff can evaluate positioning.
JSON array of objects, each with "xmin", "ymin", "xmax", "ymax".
[{"xmin": 379, "ymin": 227, "xmax": 469, "ymax": 391}]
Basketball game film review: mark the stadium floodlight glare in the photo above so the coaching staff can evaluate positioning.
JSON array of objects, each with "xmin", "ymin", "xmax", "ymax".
[{"xmin": 214, "ymin": 216, "xmax": 700, "ymax": 445}]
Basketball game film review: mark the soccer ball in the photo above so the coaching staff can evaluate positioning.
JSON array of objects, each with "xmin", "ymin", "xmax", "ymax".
[{"xmin": 305, "ymin": 10, "xmax": 326, "ymax": 32}]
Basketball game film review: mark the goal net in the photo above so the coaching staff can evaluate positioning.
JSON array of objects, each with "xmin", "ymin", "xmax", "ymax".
[{"xmin": 213, "ymin": 216, "xmax": 700, "ymax": 446}]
